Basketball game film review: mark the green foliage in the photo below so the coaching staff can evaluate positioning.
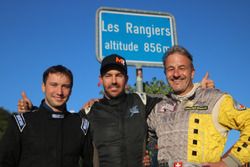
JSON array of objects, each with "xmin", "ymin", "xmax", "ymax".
[
  {"xmin": 143, "ymin": 77, "xmax": 172, "ymax": 95},
  {"xmin": 127, "ymin": 77, "xmax": 172, "ymax": 95},
  {"xmin": 0, "ymin": 107, "xmax": 11, "ymax": 140},
  {"xmin": 99, "ymin": 77, "xmax": 172, "ymax": 95}
]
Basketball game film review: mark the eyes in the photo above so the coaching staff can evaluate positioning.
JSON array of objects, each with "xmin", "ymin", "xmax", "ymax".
[
  {"xmin": 166, "ymin": 65, "xmax": 188, "ymax": 73},
  {"xmin": 48, "ymin": 82, "xmax": 71, "ymax": 89},
  {"xmin": 103, "ymin": 73, "xmax": 125, "ymax": 79}
]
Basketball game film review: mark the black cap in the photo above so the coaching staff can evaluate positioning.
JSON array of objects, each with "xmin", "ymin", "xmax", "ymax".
[{"xmin": 100, "ymin": 54, "xmax": 127, "ymax": 75}]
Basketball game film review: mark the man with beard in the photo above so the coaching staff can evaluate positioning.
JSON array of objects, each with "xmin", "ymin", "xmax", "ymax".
[{"xmin": 82, "ymin": 54, "xmax": 162, "ymax": 167}]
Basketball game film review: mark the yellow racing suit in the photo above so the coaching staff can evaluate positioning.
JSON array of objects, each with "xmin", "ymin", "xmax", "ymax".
[{"xmin": 147, "ymin": 84, "xmax": 250, "ymax": 167}]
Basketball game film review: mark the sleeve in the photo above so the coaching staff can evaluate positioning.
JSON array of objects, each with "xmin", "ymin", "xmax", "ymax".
[
  {"xmin": 147, "ymin": 105, "xmax": 158, "ymax": 138},
  {"xmin": 217, "ymin": 94, "xmax": 250, "ymax": 165},
  {"xmin": 146, "ymin": 94, "xmax": 163, "ymax": 116},
  {"xmin": 30, "ymin": 106, "xmax": 39, "ymax": 112},
  {"xmin": 134, "ymin": 92, "xmax": 162, "ymax": 116},
  {"xmin": 80, "ymin": 117, "xmax": 93, "ymax": 167},
  {"xmin": 78, "ymin": 109, "xmax": 87, "ymax": 118},
  {"xmin": 78, "ymin": 104, "xmax": 94, "ymax": 118},
  {"xmin": 0, "ymin": 116, "xmax": 21, "ymax": 167},
  {"xmin": 146, "ymin": 104, "xmax": 159, "ymax": 167}
]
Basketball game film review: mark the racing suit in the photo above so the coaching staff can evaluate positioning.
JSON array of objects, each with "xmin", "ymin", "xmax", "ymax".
[
  {"xmin": 0, "ymin": 100, "xmax": 93, "ymax": 167},
  {"xmin": 147, "ymin": 84, "xmax": 250, "ymax": 167},
  {"xmin": 82, "ymin": 92, "xmax": 161, "ymax": 167}
]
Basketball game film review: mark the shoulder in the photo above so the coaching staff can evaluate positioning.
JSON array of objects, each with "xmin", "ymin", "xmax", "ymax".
[
  {"xmin": 132, "ymin": 92, "xmax": 147, "ymax": 105},
  {"xmin": 68, "ymin": 112, "xmax": 89, "ymax": 135},
  {"xmin": 66, "ymin": 112, "xmax": 82, "ymax": 122},
  {"xmin": 219, "ymin": 94, "xmax": 247, "ymax": 111},
  {"xmin": 196, "ymin": 87, "xmax": 224, "ymax": 100},
  {"xmin": 198, "ymin": 87, "xmax": 223, "ymax": 94},
  {"xmin": 12, "ymin": 108, "xmax": 44, "ymax": 132},
  {"xmin": 12, "ymin": 113, "xmax": 27, "ymax": 132}
]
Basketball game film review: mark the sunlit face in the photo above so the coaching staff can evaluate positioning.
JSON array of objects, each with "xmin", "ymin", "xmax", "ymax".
[
  {"xmin": 100, "ymin": 69, "xmax": 128, "ymax": 99},
  {"xmin": 42, "ymin": 73, "xmax": 72, "ymax": 112},
  {"xmin": 164, "ymin": 53, "xmax": 195, "ymax": 96}
]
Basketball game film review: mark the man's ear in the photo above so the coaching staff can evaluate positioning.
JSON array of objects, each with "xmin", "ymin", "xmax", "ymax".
[
  {"xmin": 99, "ymin": 75, "xmax": 103, "ymax": 85},
  {"xmin": 125, "ymin": 75, "xmax": 129, "ymax": 84},
  {"xmin": 42, "ymin": 83, "xmax": 45, "ymax": 93},
  {"xmin": 191, "ymin": 68, "xmax": 195, "ymax": 80}
]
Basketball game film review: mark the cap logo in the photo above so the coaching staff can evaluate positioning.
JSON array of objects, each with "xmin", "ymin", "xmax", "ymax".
[{"xmin": 115, "ymin": 57, "xmax": 125, "ymax": 65}]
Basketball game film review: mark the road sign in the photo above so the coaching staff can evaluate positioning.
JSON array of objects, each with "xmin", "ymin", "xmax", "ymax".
[{"xmin": 96, "ymin": 7, "xmax": 177, "ymax": 67}]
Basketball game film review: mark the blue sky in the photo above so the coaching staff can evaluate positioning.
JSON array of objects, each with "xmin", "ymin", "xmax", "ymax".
[{"xmin": 1, "ymin": 0, "xmax": 250, "ymax": 153}]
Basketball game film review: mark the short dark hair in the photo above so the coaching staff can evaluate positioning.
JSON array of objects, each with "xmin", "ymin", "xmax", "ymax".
[
  {"xmin": 43, "ymin": 65, "xmax": 73, "ymax": 88},
  {"xmin": 163, "ymin": 45, "xmax": 194, "ymax": 73}
]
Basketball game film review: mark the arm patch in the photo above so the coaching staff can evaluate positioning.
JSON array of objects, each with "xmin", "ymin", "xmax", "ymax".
[
  {"xmin": 233, "ymin": 99, "xmax": 247, "ymax": 111},
  {"xmin": 81, "ymin": 118, "xmax": 89, "ymax": 135},
  {"xmin": 13, "ymin": 114, "xmax": 26, "ymax": 132}
]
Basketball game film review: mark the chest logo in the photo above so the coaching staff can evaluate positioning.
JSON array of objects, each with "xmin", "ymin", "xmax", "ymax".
[
  {"xmin": 129, "ymin": 105, "xmax": 140, "ymax": 117},
  {"xmin": 81, "ymin": 118, "xmax": 89, "ymax": 135},
  {"xmin": 174, "ymin": 162, "xmax": 183, "ymax": 167},
  {"xmin": 159, "ymin": 103, "xmax": 176, "ymax": 113},
  {"xmin": 184, "ymin": 106, "xmax": 208, "ymax": 111}
]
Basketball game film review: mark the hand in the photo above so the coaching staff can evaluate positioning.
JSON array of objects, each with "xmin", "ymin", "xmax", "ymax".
[
  {"xmin": 17, "ymin": 91, "xmax": 33, "ymax": 113},
  {"xmin": 201, "ymin": 72, "xmax": 215, "ymax": 89},
  {"xmin": 82, "ymin": 98, "xmax": 100, "ymax": 110},
  {"xmin": 142, "ymin": 150, "xmax": 151, "ymax": 167},
  {"xmin": 201, "ymin": 160, "xmax": 227, "ymax": 167}
]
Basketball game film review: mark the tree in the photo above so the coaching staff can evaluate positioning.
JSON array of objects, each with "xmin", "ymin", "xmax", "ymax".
[
  {"xmin": 127, "ymin": 76, "xmax": 172, "ymax": 95},
  {"xmin": 0, "ymin": 107, "xmax": 11, "ymax": 139}
]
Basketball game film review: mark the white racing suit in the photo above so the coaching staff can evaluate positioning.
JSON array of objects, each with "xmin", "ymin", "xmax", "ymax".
[{"xmin": 147, "ymin": 84, "xmax": 250, "ymax": 167}]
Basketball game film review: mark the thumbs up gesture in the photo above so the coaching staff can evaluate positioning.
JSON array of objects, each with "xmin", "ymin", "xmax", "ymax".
[
  {"xmin": 17, "ymin": 91, "xmax": 33, "ymax": 113},
  {"xmin": 201, "ymin": 72, "xmax": 215, "ymax": 89}
]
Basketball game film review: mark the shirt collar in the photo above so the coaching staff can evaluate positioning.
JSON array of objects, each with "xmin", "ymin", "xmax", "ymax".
[{"xmin": 170, "ymin": 83, "xmax": 200, "ymax": 102}]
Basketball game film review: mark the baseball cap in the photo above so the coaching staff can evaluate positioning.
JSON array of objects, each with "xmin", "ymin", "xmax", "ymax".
[{"xmin": 100, "ymin": 54, "xmax": 127, "ymax": 75}]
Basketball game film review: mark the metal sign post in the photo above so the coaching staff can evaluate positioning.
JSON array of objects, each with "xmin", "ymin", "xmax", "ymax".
[{"xmin": 136, "ymin": 66, "xmax": 143, "ymax": 92}]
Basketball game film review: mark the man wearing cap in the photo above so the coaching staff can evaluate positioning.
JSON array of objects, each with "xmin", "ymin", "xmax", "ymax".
[{"xmin": 82, "ymin": 54, "xmax": 162, "ymax": 167}]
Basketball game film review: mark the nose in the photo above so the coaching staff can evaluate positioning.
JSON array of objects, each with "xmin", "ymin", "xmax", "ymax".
[
  {"xmin": 173, "ymin": 69, "xmax": 180, "ymax": 78},
  {"xmin": 112, "ymin": 75, "xmax": 117, "ymax": 84},
  {"xmin": 56, "ymin": 86, "xmax": 63, "ymax": 95}
]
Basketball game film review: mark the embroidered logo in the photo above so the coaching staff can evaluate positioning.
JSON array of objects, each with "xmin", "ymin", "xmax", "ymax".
[
  {"xmin": 234, "ymin": 100, "xmax": 246, "ymax": 111},
  {"xmin": 174, "ymin": 162, "xmax": 183, "ymax": 167},
  {"xmin": 115, "ymin": 57, "xmax": 125, "ymax": 65},
  {"xmin": 81, "ymin": 118, "xmax": 89, "ymax": 135},
  {"xmin": 51, "ymin": 114, "xmax": 64, "ymax": 119},
  {"xmin": 159, "ymin": 103, "xmax": 176, "ymax": 113},
  {"xmin": 129, "ymin": 105, "xmax": 140, "ymax": 117},
  {"xmin": 14, "ymin": 114, "xmax": 26, "ymax": 132},
  {"xmin": 185, "ymin": 106, "xmax": 208, "ymax": 111}
]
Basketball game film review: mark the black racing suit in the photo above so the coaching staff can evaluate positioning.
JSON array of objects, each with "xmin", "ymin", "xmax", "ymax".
[
  {"xmin": 81, "ymin": 92, "xmax": 161, "ymax": 167},
  {"xmin": 0, "ymin": 100, "xmax": 93, "ymax": 167}
]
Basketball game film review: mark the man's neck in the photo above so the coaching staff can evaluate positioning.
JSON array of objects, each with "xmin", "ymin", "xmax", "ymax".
[
  {"xmin": 104, "ymin": 92, "xmax": 125, "ymax": 100},
  {"xmin": 172, "ymin": 83, "xmax": 200, "ymax": 101},
  {"xmin": 44, "ymin": 101, "xmax": 66, "ymax": 113}
]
